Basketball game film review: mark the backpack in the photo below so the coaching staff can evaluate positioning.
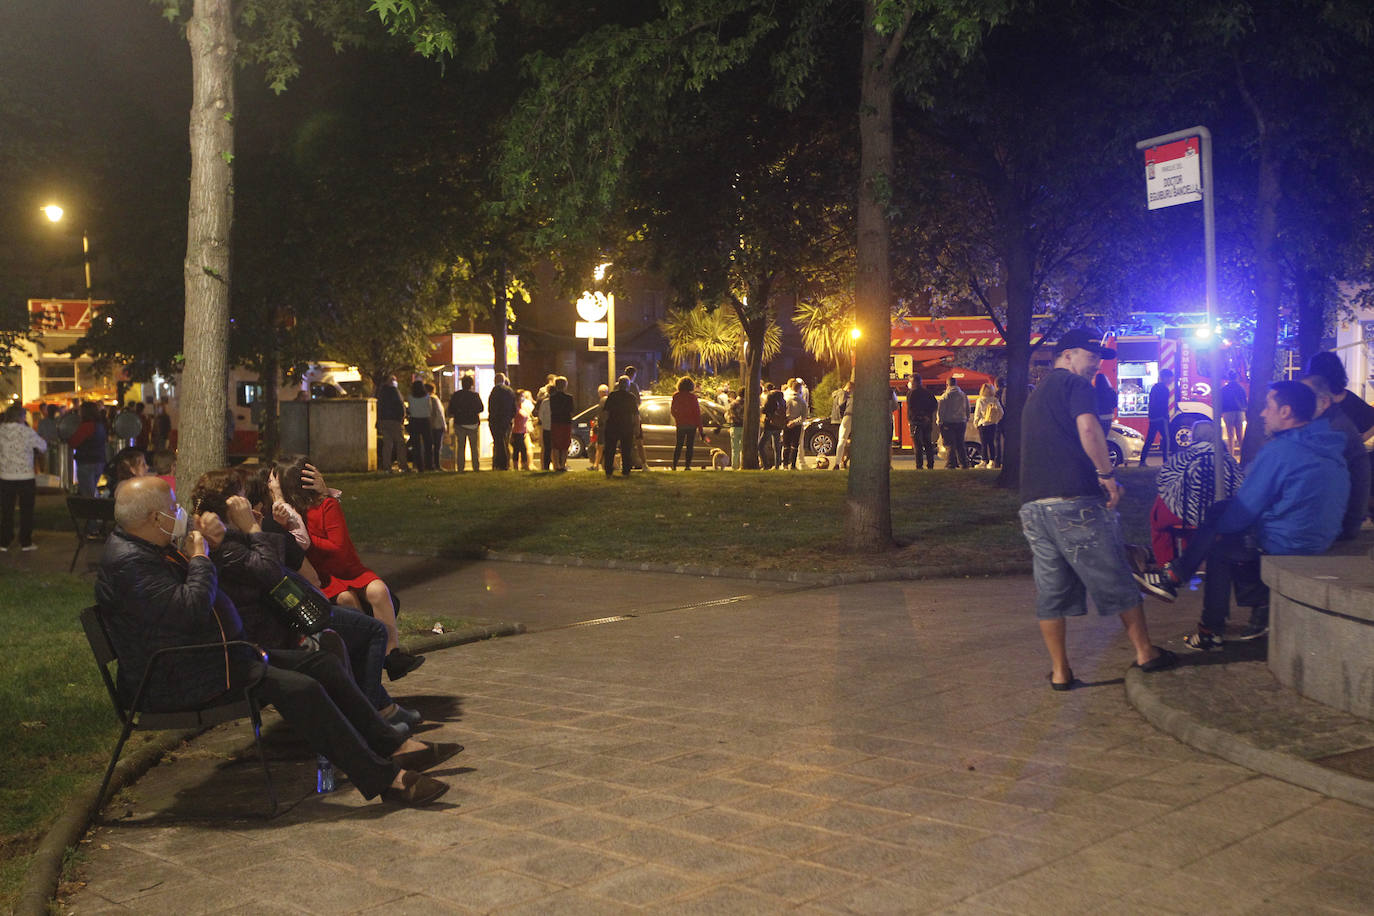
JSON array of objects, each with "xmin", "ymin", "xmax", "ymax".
[{"xmin": 766, "ymin": 393, "xmax": 788, "ymax": 429}]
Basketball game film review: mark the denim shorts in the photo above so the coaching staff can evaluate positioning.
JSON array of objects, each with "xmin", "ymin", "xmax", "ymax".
[{"xmin": 1019, "ymin": 496, "xmax": 1141, "ymax": 620}]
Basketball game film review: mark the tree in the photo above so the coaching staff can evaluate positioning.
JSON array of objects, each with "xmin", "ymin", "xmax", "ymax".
[
  {"xmin": 661, "ymin": 305, "xmax": 782, "ymax": 374},
  {"xmin": 149, "ymin": 0, "xmax": 489, "ymax": 495},
  {"xmin": 793, "ymin": 297, "xmax": 857, "ymax": 374}
]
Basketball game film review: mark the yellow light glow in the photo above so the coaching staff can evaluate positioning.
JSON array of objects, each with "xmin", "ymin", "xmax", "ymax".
[
  {"xmin": 850, "ymin": 327, "xmax": 861, "ymax": 341},
  {"xmin": 593, "ymin": 262, "xmax": 612, "ymax": 282},
  {"xmin": 42, "ymin": 205, "xmax": 64, "ymax": 222}
]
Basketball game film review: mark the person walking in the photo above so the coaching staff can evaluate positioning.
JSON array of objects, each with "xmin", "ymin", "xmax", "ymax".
[
  {"xmin": 488, "ymin": 372, "xmax": 517, "ymax": 471},
  {"xmin": 547, "ymin": 376, "xmax": 575, "ymax": 472},
  {"xmin": 670, "ymin": 376, "xmax": 703, "ymax": 470},
  {"xmin": 1018, "ymin": 328, "xmax": 1176, "ymax": 690},
  {"xmin": 831, "ymin": 381, "xmax": 853, "ymax": 470},
  {"xmin": 1219, "ymin": 370, "xmax": 1246, "ymax": 457},
  {"xmin": 727, "ymin": 388, "xmax": 746, "ymax": 470},
  {"xmin": 376, "ymin": 376, "xmax": 408, "ymax": 472},
  {"xmin": 0, "ymin": 405, "xmax": 47, "ymax": 552},
  {"xmin": 1139, "ymin": 368, "xmax": 1174, "ymax": 466},
  {"xmin": 937, "ymin": 378, "xmax": 971, "ymax": 469},
  {"xmin": 906, "ymin": 378, "xmax": 938, "ymax": 469},
  {"xmin": 1094, "ymin": 372, "xmax": 1117, "ymax": 436},
  {"xmin": 425, "ymin": 382, "xmax": 446, "ymax": 471},
  {"xmin": 406, "ymin": 379, "xmax": 433, "ymax": 472},
  {"xmin": 758, "ymin": 383, "xmax": 786, "ymax": 470},
  {"xmin": 973, "ymin": 381, "xmax": 1005, "ymax": 468},
  {"xmin": 68, "ymin": 401, "xmax": 108, "ymax": 496},
  {"xmin": 600, "ymin": 377, "xmax": 638, "ymax": 477},
  {"xmin": 782, "ymin": 379, "xmax": 808, "ymax": 469},
  {"xmin": 446, "ymin": 374, "xmax": 482, "ymax": 471}
]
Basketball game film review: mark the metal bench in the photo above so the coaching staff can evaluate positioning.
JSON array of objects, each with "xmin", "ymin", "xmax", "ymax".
[{"xmin": 79, "ymin": 605, "xmax": 278, "ymax": 817}]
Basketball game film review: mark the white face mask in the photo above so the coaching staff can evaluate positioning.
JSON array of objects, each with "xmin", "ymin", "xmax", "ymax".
[{"xmin": 157, "ymin": 505, "xmax": 188, "ymax": 542}]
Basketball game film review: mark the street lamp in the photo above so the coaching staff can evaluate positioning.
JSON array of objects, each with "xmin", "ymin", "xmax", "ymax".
[
  {"xmin": 849, "ymin": 326, "xmax": 860, "ymax": 381},
  {"xmin": 41, "ymin": 204, "xmax": 93, "ymax": 317}
]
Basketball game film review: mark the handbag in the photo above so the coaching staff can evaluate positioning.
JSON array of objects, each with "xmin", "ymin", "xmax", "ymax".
[{"xmin": 265, "ymin": 569, "xmax": 333, "ymax": 636}]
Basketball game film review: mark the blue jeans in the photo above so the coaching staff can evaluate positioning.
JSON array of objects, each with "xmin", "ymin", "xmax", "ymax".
[
  {"xmin": 76, "ymin": 461, "xmax": 104, "ymax": 497},
  {"xmin": 1170, "ymin": 499, "xmax": 1269, "ymax": 632},
  {"xmin": 327, "ymin": 605, "xmax": 392, "ymax": 710},
  {"xmin": 1140, "ymin": 419, "xmax": 1171, "ymax": 465},
  {"xmin": 1019, "ymin": 496, "xmax": 1141, "ymax": 619}
]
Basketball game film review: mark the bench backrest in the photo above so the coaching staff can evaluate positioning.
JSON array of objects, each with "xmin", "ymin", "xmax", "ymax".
[
  {"xmin": 80, "ymin": 605, "xmax": 130, "ymax": 725},
  {"xmin": 68, "ymin": 496, "xmax": 116, "ymax": 524}
]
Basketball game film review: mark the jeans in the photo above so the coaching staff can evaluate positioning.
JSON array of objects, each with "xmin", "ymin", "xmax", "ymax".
[
  {"xmin": 76, "ymin": 461, "xmax": 104, "ymax": 497},
  {"xmin": 730, "ymin": 427, "xmax": 743, "ymax": 470},
  {"xmin": 910, "ymin": 417, "xmax": 936, "ymax": 468},
  {"xmin": 978, "ymin": 424, "xmax": 999, "ymax": 466},
  {"xmin": 326, "ymin": 605, "xmax": 392, "ymax": 710},
  {"xmin": 0, "ymin": 478, "xmax": 36, "ymax": 548},
  {"xmin": 603, "ymin": 432, "xmax": 633, "ymax": 476},
  {"xmin": 1019, "ymin": 496, "xmax": 1141, "ymax": 619},
  {"xmin": 940, "ymin": 423, "xmax": 969, "ymax": 468},
  {"xmin": 408, "ymin": 420, "xmax": 432, "ymax": 471},
  {"xmin": 758, "ymin": 428, "xmax": 782, "ymax": 469},
  {"xmin": 1140, "ymin": 418, "xmax": 1171, "ymax": 465},
  {"xmin": 673, "ymin": 426, "xmax": 697, "ymax": 469},
  {"xmin": 490, "ymin": 420, "xmax": 513, "ymax": 469},
  {"xmin": 455, "ymin": 425, "xmax": 480, "ymax": 470},
  {"xmin": 1170, "ymin": 499, "xmax": 1269, "ymax": 632},
  {"xmin": 378, "ymin": 420, "xmax": 407, "ymax": 471},
  {"xmin": 510, "ymin": 429, "xmax": 529, "ymax": 468},
  {"xmin": 428, "ymin": 425, "xmax": 444, "ymax": 470},
  {"xmin": 782, "ymin": 425, "xmax": 801, "ymax": 469}
]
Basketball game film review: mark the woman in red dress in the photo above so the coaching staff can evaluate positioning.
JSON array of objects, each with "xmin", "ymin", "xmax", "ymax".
[{"xmin": 278, "ymin": 456, "xmax": 423, "ymax": 680}]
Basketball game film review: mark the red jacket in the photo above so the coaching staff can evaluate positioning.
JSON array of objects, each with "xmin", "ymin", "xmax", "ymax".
[{"xmin": 671, "ymin": 391, "xmax": 702, "ymax": 428}]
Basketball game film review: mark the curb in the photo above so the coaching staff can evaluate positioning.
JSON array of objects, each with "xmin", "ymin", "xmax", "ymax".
[
  {"xmin": 16, "ymin": 729, "xmax": 195, "ymax": 916},
  {"xmin": 1124, "ymin": 668, "xmax": 1374, "ymax": 811},
  {"xmin": 372, "ymin": 545, "xmax": 1032, "ymax": 586},
  {"xmin": 24, "ymin": 622, "xmax": 524, "ymax": 915}
]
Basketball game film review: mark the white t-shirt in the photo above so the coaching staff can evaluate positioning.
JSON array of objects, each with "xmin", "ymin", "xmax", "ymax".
[{"xmin": 0, "ymin": 423, "xmax": 48, "ymax": 481}]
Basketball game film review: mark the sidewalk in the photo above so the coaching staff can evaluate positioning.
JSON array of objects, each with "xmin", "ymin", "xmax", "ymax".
[{"xmin": 57, "ymin": 566, "xmax": 1374, "ymax": 914}]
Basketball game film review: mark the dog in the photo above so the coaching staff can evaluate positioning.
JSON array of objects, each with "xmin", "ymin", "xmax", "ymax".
[
  {"xmin": 813, "ymin": 455, "xmax": 830, "ymax": 469},
  {"xmin": 710, "ymin": 448, "xmax": 730, "ymax": 470}
]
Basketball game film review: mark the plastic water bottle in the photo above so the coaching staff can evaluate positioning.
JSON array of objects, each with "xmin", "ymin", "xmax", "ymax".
[{"xmin": 316, "ymin": 755, "xmax": 335, "ymax": 793}]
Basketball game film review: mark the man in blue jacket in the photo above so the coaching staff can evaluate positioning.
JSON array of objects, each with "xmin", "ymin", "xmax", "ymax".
[{"xmin": 1136, "ymin": 381, "xmax": 1348, "ymax": 647}]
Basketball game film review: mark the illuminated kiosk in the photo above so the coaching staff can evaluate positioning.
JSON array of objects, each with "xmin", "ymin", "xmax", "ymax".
[{"xmin": 430, "ymin": 332, "xmax": 520, "ymax": 461}]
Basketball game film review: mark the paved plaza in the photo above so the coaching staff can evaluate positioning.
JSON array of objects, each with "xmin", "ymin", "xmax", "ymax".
[{"xmin": 60, "ymin": 564, "xmax": 1374, "ymax": 914}]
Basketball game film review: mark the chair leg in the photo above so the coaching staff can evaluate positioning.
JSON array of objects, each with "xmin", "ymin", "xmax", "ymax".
[
  {"xmin": 247, "ymin": 694, "xmax": 278, "ymax": 816},
  {"xmin": 70, "ymin": 539, "xmax": 82, "ymax": 573},
  {"xmin": 95, "ymin": 722, "xmax": 136, "ymax": 813}
]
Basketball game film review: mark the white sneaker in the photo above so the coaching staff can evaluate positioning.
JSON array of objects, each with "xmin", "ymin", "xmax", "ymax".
[{"xmin": 21, "ymin": 544, "xmax": 38, "ymax": 552}]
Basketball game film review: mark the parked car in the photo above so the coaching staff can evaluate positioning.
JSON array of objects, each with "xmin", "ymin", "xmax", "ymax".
[{"xmin": 569, "ymin": 394, "xmax": 729, "ymax": 468}]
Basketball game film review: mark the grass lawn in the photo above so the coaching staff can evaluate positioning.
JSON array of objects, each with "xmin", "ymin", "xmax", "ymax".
[{"xmin": 329, "ymin": 466, "xmax": 1160, "ymax": 576}]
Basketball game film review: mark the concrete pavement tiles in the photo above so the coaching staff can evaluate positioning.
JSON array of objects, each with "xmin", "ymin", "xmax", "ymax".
[{"xmin": 62, "ymin": 575, "xmax": 1374, "ymax": 914}]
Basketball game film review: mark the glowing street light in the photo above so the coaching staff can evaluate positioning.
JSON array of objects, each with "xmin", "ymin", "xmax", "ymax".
[{"xmin": 41, "ymin": 203, "xmax": 93, "ymax": 315}]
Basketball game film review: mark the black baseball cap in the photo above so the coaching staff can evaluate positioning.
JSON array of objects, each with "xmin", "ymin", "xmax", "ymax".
[{"xmin": 1054, "ymin": 328, "xmax": 1116, "ymax": 360}]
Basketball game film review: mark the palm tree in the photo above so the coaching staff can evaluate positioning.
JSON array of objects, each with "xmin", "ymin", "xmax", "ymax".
[
  {"xmin": 661, "ymin": 304, "xmax": 781, "ymax": 372},
  {"xmin": 794, "ymin": 295, "xmax": 856, "ymax": 372}
]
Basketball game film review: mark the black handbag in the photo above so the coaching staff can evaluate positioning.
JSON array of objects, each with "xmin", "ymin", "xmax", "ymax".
[{"xmin": 265, "ymin": 569, "xmax": 332, "ymax": 636}]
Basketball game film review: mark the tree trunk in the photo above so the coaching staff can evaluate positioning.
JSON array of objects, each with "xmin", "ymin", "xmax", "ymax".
[
  {"xmin": 1242, "ymin": 123, "xmax": 1281, "ymax": 464},
  {"xmin": 493, "ymin": 263, "xmax": 509, "ymax": 377},
  {"xmin": 176, "ymin": 0, "xmax": 235, "ymax": 501},
  {"xmin": 733, "ymin": 299, "xmax": 765, "ymax": 470},
  {"xmin": 845, "ymin": 3, "xmax": 896, "ymax": 552},
  {"xmin": 994, "ymin": 228, "xmax": 1035, "ymax": 490},
  {"xmin": 1294, "ymin": 267, "xmax": 1324, "ymax": 372}
]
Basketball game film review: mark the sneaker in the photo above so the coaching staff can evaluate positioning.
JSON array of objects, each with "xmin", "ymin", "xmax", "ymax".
[
  {"xmin": 20, "ymin": 544, "xmax": 37, "ymax": 553},
  {"xmin": 1134, "ymin": 565, "xmax": 1178, "ymax": 602},
  {"xmin": 1236, "ymin": 623, "xmax": 1269, "ymax": 641},
  {"xmin": 1125, "ymin": 544, "xmax": 1154, "ymax": 577},
  {"xmin": 1182, "ymin": 629, "xmax": 1224, "ymax": 651}
]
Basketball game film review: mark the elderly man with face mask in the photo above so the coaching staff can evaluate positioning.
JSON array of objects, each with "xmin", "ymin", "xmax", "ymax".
[{"xmin": 95, "ymin": 476, "xmax": 458, "ymax": 806}]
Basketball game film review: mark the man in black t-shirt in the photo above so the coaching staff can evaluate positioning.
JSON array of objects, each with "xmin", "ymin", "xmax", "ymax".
[
  {"xmin": 1138, "ymin": 368, "xmax": 1174, "ymax": 466},
  {"xmin": 1019, "ymin": 329, "xmax": 1176, "ymax": 690}
]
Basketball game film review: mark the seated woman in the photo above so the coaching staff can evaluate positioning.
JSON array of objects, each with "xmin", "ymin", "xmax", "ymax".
[
  {"xmin": 277, "ymin": 455, "xmax": 423, "ymax": 681},
  {"xmin": 107, "ymin": 446, "xmax": 148, "ymax": 494},
  {"xmin": 193, "ymin": 469, "xmax": 423, "ymax": 730}
]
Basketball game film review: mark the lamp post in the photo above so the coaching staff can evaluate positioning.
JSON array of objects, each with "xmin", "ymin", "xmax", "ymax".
[
  {"xmin": 41, "ymin": 204, "xmax": 93, "ymax": 320},
  {"xmin": 849, "ymin": 326, "xmax": 861, "ymax": 382}
]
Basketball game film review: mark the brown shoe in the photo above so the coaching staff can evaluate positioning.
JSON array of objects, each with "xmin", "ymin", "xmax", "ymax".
[
  {"xmin": 381, "ymin": 770, "xmax": 449, "ymax": 806},
  {"xmin": 392, "ymin": 741, "xmax": 464, "ymax": 772}
]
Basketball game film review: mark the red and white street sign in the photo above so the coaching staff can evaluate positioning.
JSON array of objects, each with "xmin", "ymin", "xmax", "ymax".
[{"xmin": 1143, "ymin": 137, "xmax": 1202, "ymax": 210}]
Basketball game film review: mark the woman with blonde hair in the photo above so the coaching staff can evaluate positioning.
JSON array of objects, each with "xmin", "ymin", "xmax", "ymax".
[{"xmin": 972, "ymin": 381, "xmax": 1005, "ymax": 468}]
